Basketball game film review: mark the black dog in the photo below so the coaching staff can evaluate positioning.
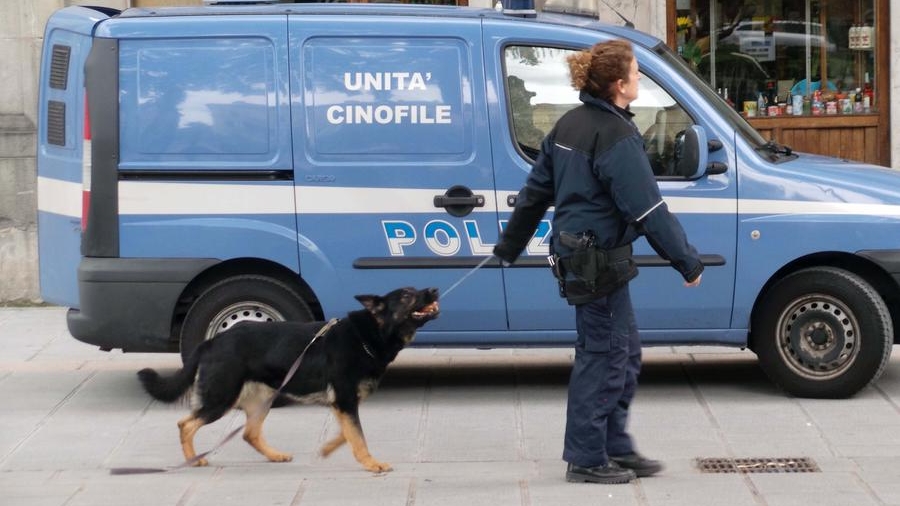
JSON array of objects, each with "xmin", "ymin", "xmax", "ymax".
[{"xmin": 137, "ymin": 287, "xmax": 439, "ymax": 472}]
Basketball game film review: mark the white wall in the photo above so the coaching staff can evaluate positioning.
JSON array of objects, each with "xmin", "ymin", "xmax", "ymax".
[{"xmin": 595, "ymin": 0, "xmax": 666, "ymax": 37}]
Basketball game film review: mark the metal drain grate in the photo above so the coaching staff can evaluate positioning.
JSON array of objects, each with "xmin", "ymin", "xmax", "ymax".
[{"xmin": 696, "ymin": 457, "xmax": 820, "ymax": 474}]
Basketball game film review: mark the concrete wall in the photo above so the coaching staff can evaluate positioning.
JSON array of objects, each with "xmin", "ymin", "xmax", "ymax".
[{"xmin": 0, "ymin": 1, "xmax": 128, "ymax": 303}]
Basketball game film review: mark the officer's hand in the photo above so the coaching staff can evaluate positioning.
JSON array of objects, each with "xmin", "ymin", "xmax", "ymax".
[
  {"xmin": 493, "ymin": 242, "xmax": 520, "ymax": 265},
  {"xmin": 684, "ymin": 273, "xmax": 702, "ymax": 287}
]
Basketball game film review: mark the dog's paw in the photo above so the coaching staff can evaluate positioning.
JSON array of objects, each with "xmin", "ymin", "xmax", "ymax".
[
  {"xmin": 363, "ymin": 459, "xmax": 393, "ymax": 473},
  {"xmin": 191, "ymin": 458, "xmax": 209, "ymax": 467},
  {"xmin": 267, "ymin": 452, "xmax": 293, "ymax": 463}
]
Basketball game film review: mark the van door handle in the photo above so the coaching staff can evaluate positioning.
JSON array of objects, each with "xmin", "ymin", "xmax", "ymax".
[{"xmin": 434, "ymin": 185, "xmax": 484, "ymax": 217}]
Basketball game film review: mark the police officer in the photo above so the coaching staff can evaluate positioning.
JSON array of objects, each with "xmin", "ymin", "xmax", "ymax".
[{"xmin": 493, "ymin": 39, "xmax": 703, "ymax": 484}]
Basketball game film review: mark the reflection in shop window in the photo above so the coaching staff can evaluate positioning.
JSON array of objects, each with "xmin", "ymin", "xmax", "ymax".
[{"xmin": 676, "ymin": 0, "xmax": 875, "ymax": 117}]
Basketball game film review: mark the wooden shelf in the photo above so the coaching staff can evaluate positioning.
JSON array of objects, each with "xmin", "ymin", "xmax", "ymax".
[
  {"xmin": 747, "ymin": 113, "xmax": 881, "ymax": 164},
  {"xmin": 747, "ymin": 113, "xmax": 880, "ymax": 129}
]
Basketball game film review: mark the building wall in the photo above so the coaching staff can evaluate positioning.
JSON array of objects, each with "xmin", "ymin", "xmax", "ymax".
[
  {"xmin": 0, "ymin": 0, "xmax": 894, "ymax": 303},
  {"xmin": 1, "ymin": 0, "xmax": 152, "ymax": 303},
  {"xmin": 892, "ymin": 2, "xmax": 900, "ymax": 174}
]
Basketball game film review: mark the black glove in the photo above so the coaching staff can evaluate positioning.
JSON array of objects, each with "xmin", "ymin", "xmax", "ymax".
[{"xmin": 493, "ymin": 241, "xmax": 521, "ymax": 265}]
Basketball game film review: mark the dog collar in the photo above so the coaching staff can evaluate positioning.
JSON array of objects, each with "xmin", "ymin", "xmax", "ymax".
[{"xmin": 361, "ymin": 341, "xmax": 377, "ymax": 360}]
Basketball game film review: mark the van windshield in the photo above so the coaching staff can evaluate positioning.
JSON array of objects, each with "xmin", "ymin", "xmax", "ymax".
[{"xmin": 653, "ymin": 43, "xmax": 768, "ymax": 150}]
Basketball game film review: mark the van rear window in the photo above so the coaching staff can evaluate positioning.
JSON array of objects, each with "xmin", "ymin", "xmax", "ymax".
[{"xmin": 119, "ymin": 38, "xmax": 277, "ymax": 159}]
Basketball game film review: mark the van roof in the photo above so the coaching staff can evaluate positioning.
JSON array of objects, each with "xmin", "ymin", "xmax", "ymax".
[
  {"xmin": 114, "ymin": 3, "xmax": 660, "ymax": 50},
  {"xmin": 119, "ymin": 3, "xmax": 479, "ymax": 19}
]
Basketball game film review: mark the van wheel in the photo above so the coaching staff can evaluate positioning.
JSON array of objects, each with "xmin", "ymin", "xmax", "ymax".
[
  {"xmin": 179, "ymin": 275, "xmax": 314, "ymax": 363},
  {"xmin": 752, "ymin": 267, "xmax": 892, "ymax": 398}
]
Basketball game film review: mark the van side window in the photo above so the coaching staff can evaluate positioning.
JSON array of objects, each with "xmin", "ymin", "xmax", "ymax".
[
  {"xmin": 632, "ymin": 77, "xmax": 696, "ymax": 177},
  {"xmin": 503, "ymin": 46, "xmax": 580, "ymax": 158},
  {"xmin": 503, "ymin": 45, "xmax": 694, "ymax": 178}
]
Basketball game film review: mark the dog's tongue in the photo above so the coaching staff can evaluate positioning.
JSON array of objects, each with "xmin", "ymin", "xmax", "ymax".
[{"xmin": 414, "ymin": 301, "xmax": 439, "ymax": 318}]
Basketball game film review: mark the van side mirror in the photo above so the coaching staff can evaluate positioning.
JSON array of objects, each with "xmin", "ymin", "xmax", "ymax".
[{"xmin": 674, "ymin": 125, "xmax": 710, "ymax": 179}]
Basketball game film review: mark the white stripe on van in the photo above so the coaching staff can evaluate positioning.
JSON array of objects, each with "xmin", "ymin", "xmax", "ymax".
[
  {"xmin": 118, "ymin": 181, "xmax": 295, "ymax": 215},
  {"xmin": 35, "ymin": 178, "xmax": 900, "ymax": 218},
  {"xmin": 739, "ymin": 198, "xmax": 900, "ymax": 216},
  {"xmin": 37, "ymin": 177, "xmax": 83, "ymax": 218},
  {"xmin": 294, "ymin": 186, "xmax": 498, "ymax": 214}
]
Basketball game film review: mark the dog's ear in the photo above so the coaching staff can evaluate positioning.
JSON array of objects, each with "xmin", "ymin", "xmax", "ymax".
[{"xmin": 355, "ymin": 294, "xmax": 383, "ymax": 313}]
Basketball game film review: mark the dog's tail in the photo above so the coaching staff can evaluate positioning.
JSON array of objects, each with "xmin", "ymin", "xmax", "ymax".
[{"xmin": 137, "ymin": 342, "xmax": 206, "ymax": 403}]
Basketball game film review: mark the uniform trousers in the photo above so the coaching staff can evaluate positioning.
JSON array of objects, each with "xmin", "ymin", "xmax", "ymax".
[{"xmin": 562, "ymin": 282, "xmax": 641, "ymax": 467}]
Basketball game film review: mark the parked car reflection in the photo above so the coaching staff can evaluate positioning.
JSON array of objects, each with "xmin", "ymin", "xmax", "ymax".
[{"xmin": 719, "ymin": 20, "xmax": 836, "ymax": 53}]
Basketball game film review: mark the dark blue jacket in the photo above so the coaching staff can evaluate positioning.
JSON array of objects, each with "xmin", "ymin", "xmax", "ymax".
[{"xmin": 495, "ymin": 91, "xmax": 703, "ymax": 283}]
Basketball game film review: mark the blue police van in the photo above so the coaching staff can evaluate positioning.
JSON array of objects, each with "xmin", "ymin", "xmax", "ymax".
[{"xmin": 37, "ymin": 1, "xmax": 900, "ymax": 398}]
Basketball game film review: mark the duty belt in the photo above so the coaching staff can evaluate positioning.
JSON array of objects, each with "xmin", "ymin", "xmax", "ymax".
[{"xmin": 560, "ymin": 243, "xmax": 633, "ymax": 266}]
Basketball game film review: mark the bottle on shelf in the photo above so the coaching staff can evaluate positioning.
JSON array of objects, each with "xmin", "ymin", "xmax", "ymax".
[
  {"xmin": 757, "ymin": 92, "xmax": 767, "ymax": 117},
  {"xmin": 863, "ymin": 72, "xmax": 874, "ymax": 111},
  {"xmin": 812, "ymin": 90, "xmax": 823, "ymax": 115}
]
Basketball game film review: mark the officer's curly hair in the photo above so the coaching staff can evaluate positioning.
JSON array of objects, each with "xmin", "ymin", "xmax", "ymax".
[{"xmin": 567, "ymin": 39, "xmax": 634, "ymax": 103}]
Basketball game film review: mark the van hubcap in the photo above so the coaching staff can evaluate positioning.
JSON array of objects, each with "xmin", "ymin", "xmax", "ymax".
[
  {"xmin": 204, "ymin": 301, "xmax": 285, "ymax": 340},
  {"xmin": 776, "ymin": 294, "xmax": 859, "ymax": 380}
]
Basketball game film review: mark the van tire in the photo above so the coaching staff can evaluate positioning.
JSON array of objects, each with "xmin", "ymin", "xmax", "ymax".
[
  {"xmin": 752, "ymin": 267, "xmax": 892, "ymax": 398},
  {"xmin": 179, "ymin": 275, "xmax": 314, "ymax": 363}
]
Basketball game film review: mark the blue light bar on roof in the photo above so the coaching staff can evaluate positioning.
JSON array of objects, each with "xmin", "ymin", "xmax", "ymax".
[{"xmin": 502, "ymin": 0, "xmax": 537, "ymax": 18}]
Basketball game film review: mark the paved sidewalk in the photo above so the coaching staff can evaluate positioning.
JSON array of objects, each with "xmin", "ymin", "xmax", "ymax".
[{"xmin": 2, "ymin": 306, "xmax": 900, "ymax": 505}]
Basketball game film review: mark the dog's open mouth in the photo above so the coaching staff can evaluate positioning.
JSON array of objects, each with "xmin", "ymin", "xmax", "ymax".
[{"xmin": 412, "ymin": 301, "xmax": 440, "ymax": 320}]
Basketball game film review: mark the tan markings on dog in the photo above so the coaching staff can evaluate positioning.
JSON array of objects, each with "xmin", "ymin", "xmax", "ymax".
[
  {"xmin": 319, "ymin": 432, "xmax": 346, "ymax": 457},
  {"xmin": 240, "ymin": 389, "xmax": 292, "ymax": 462},
  {"xmin": 236, "ymin": 381, "xmax": 335, "ymax": 407},
  {"xmin": 283, "ymin": 384, "xmax": 336, "ymax": 405},
  {"xmin": 357, "ymin": 378, "xmax": 379, "ymax": 400},
  {"xmin": 177, "ymin": 414, "xmax": 208, "ymax": 467},
  {"xmin": 331, "ymin": 408, "xmax": 392, "ymax": 472},
  {"xmin": 235, "ymin": 381, "xmax": 276, "ymax": 408}
]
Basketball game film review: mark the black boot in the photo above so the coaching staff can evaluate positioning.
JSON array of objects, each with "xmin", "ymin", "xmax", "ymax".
[
  {"xmin": 609, "ymin": 453, "xmax": 664, "ymax": 477},
  {"xmin": 565, "ymin": 462, "xmax": 636, "ymax": 484}
]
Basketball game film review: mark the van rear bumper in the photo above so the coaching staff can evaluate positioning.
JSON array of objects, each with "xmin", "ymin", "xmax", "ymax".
[{"xmin": 67, "ymin": 257, "xmax": 219, "ymax": 353}]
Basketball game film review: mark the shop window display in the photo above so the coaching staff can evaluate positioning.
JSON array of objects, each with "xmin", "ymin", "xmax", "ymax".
[{"xmin": 676, "ymin": 0, "xmax": 875, "ymax": 117}]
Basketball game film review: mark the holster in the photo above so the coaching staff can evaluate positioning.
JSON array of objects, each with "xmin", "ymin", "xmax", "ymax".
[{"xmin": 556, "ymin": 241, "xmax": 637, "ymax": 305}]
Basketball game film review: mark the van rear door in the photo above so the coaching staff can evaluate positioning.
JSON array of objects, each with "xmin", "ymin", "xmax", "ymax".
[{"xmin": 37, "ymin": 7, "xmax": 113, "ymax": 307}]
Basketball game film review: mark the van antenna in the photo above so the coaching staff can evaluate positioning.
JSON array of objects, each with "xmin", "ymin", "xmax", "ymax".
[{"xmin": 599, "ymin": 0, "xmax": 634, "ymax": 28}]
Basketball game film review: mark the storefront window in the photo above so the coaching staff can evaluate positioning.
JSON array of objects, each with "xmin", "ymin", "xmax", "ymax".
[{"xmin": 676, "ymin": 0, "xmax": 876, "ymax": 117}]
